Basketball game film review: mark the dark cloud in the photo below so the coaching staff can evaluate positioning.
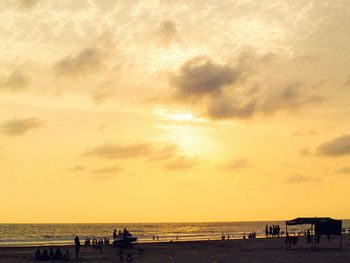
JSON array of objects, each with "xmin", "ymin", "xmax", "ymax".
[
  {"xmin": 220, "ymin": 158, "xmax": 251, "ymax": 170},
  {"xmin": 169, "ymin": 56, "xmax": 323, "ymax": 120},
  {"xmin": 172, "ymin": 57, "xmax": 238, "ymax": 99},
  {"xmin": 0, "ymin": 118, "xmax": 44, "ymax": 136},
  {"xmin": 317, "ymin": 135, "xmax": 350, "ymax": 156},
  {"xmin": 54, "ymin": 48, "xmax": 102, "ymax": 78},
  {"xmin": 335, "ymin": 167, "xmax": 350, "ymax": 174},
  {"xmin": 0, "ymin": 70, "xmax": 29, "ymax": 92},
  {"xmin": 162, "ymin": 156, "xmax": 197, "ymax": 170},
  {"xmin": 158, "ymin": 20, "xmax": 179, "ymax": 46},
  {"xmin": 82, "ymin": 142, "xmax": 179, "ymax": 160},
  {"xmin": 285, "ymin": 174, "xmax": 320, "ymax": 183}
]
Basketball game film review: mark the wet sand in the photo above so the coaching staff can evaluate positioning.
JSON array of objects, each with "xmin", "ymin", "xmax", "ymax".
[{"xmin": 0, "ymin": 235, "xmax": 349, "ymax": 262}]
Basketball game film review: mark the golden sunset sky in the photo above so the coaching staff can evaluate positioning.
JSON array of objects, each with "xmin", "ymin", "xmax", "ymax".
[{"xmin": 1, "ymin": 0, "xmax": 350, "ymax": 223}]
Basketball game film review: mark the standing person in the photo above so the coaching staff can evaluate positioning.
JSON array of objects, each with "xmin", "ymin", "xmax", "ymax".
[
  {"xmin": 74, "ymin": 236, "xmax": 80, "ymax": 261},
  {"xmin": 265, "ymin": 225, "xmax": 268, "ymax": 238},
  {"xmin": 113, "ymin": 229, "xmax": 117, "ymax": 240}
]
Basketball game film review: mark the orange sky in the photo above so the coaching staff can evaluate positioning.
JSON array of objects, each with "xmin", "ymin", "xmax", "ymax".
[{"xmin": 1, "ymin": 0, "xmax": 350, "ymax": 223}]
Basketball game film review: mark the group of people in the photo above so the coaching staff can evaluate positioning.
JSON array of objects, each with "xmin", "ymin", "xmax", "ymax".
[
  {"xmin": 113, "ymin": 228, "xmax": 133, "ymax": 240},
  {"xmin": 84, "ymin": 237, "xmax": 110, "ymax": 246},
  {"xmin": 34, "ymin": 236, "xmax": 80, "ymax": 261},
  {"xmin": 265, "ymin": 225, "xmax": 281, "ymax": 237},
  {"xmin": 243, "ymin": 232, "xmax": 256, "ymax": 239},
  {"xmin": 34, "ymin": 248, "xmax": 70, "ymax": 261}
]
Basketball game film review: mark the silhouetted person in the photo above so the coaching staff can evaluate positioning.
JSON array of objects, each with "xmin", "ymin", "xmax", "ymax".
[
  {"xmin": 74, "ymin": 236, "xmax": 80, "ymax": 260},
  {"xmin": 113, "ymin": 229, "xmax": 117, "ymax": 240},
  {"xmin": 265, "ymin": 225, "xmax": 268, "ymax": 238},
  {"xmin": 306, "ymin": 230, "xmax": 311, "ymax": 243},
  {"xmin": 34, "ymin": 249, "xmax": 41, "ymax": 260}
]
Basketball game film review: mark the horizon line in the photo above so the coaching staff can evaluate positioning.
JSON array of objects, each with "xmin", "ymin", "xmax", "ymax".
[{"xmin": 1, "ymin": 218, "xmax": 349, "ymax": 224}]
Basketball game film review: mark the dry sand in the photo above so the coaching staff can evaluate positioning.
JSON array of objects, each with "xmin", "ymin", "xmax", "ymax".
[{"xmin": 1, "ymin": 235, "xmax": 349, "ymax": 263}]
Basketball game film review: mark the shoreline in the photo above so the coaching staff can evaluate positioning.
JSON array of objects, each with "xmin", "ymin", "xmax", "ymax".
[
  {"xmin": 0, "ymin": 233, "xmax": 347, "ymax": 248},
  {"xmin": 0, "ymin": 235, "xmax": 349, "ymax": 262}
]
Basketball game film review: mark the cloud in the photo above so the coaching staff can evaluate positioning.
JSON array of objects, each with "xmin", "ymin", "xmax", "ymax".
[
  {"xmin": 172, "ymin": 57, "xmax": 238, "ymax": 99},
  {"xmin": 0, "ymin": 118, "xmax": 44, "ymax": 136},
  {"xmin": 220, "ymin": 158, "xmax": 251, "ymax": 170},
  {"xmin": 335, "ymin": 167, "xmax": 350, "ymax": 174},
  {"xmin": 54, "ymin": 48, "xmax": 102, "ymax": 78},
  {"xmin": 0, "ymin": 70, "xmax": 30, "ymax": 92},
  {"xmin": 285, "ymin": 174, "xmax": 320, "ymax": 183},
  {"xmin": 208, "ymin": 97, "xmax": 256, "ymax": 120},
  {"xmin": 261, "ymin": 81, "xmax": 323, "ymax": 114},
  {"xmin": 162, "ymin": 156, "xmax": 197, "ymax": 170},
  {"xmin": 82, "ymin": 142, "xmax": 198, "ymax": 171},
  {"xmin": 82, "ymin": 142, "xmax": 178, "ymax": 160},
  {"xmin": 169, "ymin": 55, "xmax": 323, "ymax": 120},
  {"xmin": 158, "ymin": 20, "xmax": 179, "ymax": 46},
  {"xmin": 317, "ymin": 135, "xmax": 350, "ymax": 156}
]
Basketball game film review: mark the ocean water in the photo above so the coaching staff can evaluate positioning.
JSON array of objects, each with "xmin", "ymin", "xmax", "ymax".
[{"xmin": 0, "ymin": 220, "xmax": 349, "ymax": 247}]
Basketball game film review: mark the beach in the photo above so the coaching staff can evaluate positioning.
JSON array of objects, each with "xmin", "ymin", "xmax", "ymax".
[{"xmin": 1, "ymin": 235, "xmax": 349, "ymax": 263}]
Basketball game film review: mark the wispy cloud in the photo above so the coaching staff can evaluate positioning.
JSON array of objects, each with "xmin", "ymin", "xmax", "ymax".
[
  {"xmin": 82, "ymin": 142, "xmax": 156, "ymax": 159},
  {"xmin": 162, "ymin": 156, "xmax": 197, "ymax": 170},
  {"xmin": 0, "ymin": 118, "xmax": 44, "ymax": 136},
  {"xmin": 335, "ymin": 166, "xmax": 350, "ymax": 174},
  {"xmin": 219, "ymin": 158, "xmax": 251, "ymax": 170},
  {"xmin": 54, "ymin": 48, "xmax": 102, "ymax": 78},
  {"xmin": 285, "ymin": 174, "xmax": 320, "ymax": 183},
  {"xmin": 0, "ymin": 70, "xmax": 29, "ymax": 92},
  {"xmin": 69, "ymin": 165, "xmax": 123, "ymax": 180}
]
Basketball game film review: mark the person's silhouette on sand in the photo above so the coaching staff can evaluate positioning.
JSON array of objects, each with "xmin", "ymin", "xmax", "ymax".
[{"xmin": 74, "ymin": 236, "xmax": 80, "ymax": 261}]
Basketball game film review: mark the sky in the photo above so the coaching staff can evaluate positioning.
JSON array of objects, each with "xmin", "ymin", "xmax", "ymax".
[{"xmin": 1, "ymin": 0, "xmax": 350, "ymax": 223}]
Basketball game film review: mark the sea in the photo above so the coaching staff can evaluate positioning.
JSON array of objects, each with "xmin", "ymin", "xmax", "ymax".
[{"xmin": 0, "ymin": 220, "xmax": 349, "ymax": 247}]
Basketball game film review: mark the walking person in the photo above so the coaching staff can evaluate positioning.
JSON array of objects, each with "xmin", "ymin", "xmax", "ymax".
[{"xmin": 74, "ymin": 236, "xmax": 80, "ymax": 261}]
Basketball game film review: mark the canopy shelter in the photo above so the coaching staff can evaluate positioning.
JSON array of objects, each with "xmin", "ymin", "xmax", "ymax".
[{"xmin": 285, "ymin": 217, "xmax": 342, "ymax": 249}]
